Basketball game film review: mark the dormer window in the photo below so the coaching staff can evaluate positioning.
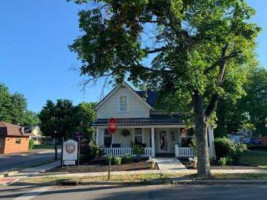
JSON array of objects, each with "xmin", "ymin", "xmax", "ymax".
[{"xmin": 119, "ymin": 96, "xmax": 128, "ymax": 112}]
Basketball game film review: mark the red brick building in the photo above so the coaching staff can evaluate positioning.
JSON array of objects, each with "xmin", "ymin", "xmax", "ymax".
[{"xmin": 0, "ymin": 122, "xmax": 30, "ymax": 154}]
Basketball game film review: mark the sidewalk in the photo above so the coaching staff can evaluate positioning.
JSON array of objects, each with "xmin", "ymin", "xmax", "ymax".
[
  {"xmin": 155, "ymin": 158, "xmax": 187, "ymax": 170},
  {"xmin": 20, "ymin": 161, "xmax": 61, "ymax": 173}
]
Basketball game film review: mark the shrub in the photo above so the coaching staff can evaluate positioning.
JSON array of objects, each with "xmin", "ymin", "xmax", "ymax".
[
  {"xmin": 218, "ymin": 157, "xmax": 227, "ymax": 166},
  {"xmin": 215, "ymin": 137, "xmax": 248, "ymax": 165},
  {"xmin": 112, "ymin": 156, "xmax": 122, "ymax": 165},
  {"xmin": 80, "ymin": 142, "xmax": 105, "ymax": 164},
  {"xmin": 214, "ymin": 137, "xmax": 235, "ymax": 159},
  {"xmin": 122, "ymin": 153, "xmax": 132, "ymax": 164},
  {"xmin": 29, "ymin": 139, "xmax": 34, "ymax": 150},
  {"xmin": 131, "ymin": 141, "xmax": 145, "ymax": 161},
  {"xmin": 231, "ymin": 143, "xmax": 247, "ymax": 164},
  {"xmin": 105, "ymin": 154, "xmax": 113, "ymax": 165}
]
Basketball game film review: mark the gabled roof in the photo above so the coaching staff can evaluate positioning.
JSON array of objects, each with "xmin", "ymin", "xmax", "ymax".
[
  {"xmin": 95, "ymin": 82, "xmax": 152, "ymax": 110},
  {"xmin": 136, "ymin": 91, "xmax": 159, "ymax": 107},
  {"xmin": 0, "ymin": 122, "xmax": 28, "ymax": 137}
]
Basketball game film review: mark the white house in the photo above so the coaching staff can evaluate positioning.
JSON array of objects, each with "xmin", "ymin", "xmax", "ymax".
[{"xmin": 92, "ymin": 82, "xmax": 215, "ymax": 158}]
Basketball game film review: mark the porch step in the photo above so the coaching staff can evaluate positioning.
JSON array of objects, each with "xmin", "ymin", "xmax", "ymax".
[{"xmin": 155, "ymin": 158, "xmax": 187, "ymax": 171}]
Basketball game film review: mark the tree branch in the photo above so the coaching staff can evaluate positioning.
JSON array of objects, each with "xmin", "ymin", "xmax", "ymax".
[
  {"xmin": 145, "ymin": 47, "xmax": 167, "ymax": 54},
  {"xmin": 204, "ymin": 93, "xmax": 219, "ymax": 118},
  {"xmin": 204, "ymin": 50, "xmax": 242, "ymax": 74}
]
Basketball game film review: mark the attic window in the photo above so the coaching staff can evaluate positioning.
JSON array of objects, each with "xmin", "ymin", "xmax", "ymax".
[{"xmin": 119, "ymin": 96, "xmax": 128, "ymax": 112}]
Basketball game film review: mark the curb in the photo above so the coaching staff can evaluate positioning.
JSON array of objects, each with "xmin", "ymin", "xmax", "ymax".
[
  {"xmin": 193, "ymin": 179, "xmax": 267, "ymax": 185},
  {"xmin": 55, "ymin": 179, "xmax": 267, "ymax": 186}
]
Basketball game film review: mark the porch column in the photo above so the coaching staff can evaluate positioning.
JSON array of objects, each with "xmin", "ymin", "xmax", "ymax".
[
  {"xmin": 208, "ymin": 125, "xmax": 216, "ymax": 159},
  {"xmin": 151, "ymin": 127, "xmax": 155, "ymax": 157},
  {"xmin": 95, "ymin": 128, "xmax": 99, "ymax": 145}
]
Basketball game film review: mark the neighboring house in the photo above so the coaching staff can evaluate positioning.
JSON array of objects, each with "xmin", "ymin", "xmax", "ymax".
[
  {"xmin": 0, "ymin": 122, "xmax": 30, "ymax": 154},
  {"xmin": 24, "ymin": 126, "xmax": 44, "ymax": 145},
  {"xmin": 92, "ymin": 82, "xmax": 215, "ymax": 158}
]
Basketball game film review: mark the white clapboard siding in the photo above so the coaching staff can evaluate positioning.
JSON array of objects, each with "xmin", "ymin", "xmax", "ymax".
[{"xmin": 97, "ymin": 87, "xmax": 150, "ymax": 119}]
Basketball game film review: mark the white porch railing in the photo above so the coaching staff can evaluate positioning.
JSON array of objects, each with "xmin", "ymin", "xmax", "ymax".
[
  {"xmin": 104, "ymin": 147, "xmax": 152, "ymax": 157},
  {"xmin": 175, "ymin": 144, "xmax": 196, "ymax": 157}
]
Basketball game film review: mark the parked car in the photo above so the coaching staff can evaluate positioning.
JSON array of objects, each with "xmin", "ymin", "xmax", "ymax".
[{"xmin": 242, "ymin": 138, "xmax": 261, "ymax": 145}]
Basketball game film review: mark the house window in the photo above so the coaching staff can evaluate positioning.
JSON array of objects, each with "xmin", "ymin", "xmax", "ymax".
[
  {"xmin": 134, "ymin": 128, "xmax": 143, "ymax": 145},
  {"xmin": 104, "ymin": 129, "xmax": 112, "ymax": 147},
  {"xmin": 119, "ymin": 96, "xmax": 128, "ymax": 112},
  {"xmin": 15, "ymin": 138, "xmax": 21, "ymax": 144}
]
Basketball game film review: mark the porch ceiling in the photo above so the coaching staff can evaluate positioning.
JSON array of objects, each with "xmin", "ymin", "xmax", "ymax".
[{"xmin": 92, "ymin": 117, "xmax": 185, "ymax": 127}]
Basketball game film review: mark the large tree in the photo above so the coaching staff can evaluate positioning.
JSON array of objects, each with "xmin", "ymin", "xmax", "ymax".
[
  {"xmin": 74, "ymin": 102, "xmax": 97, "ymax": 140},
  {"xmin": 215, "ymin": 67, "xmax": 267, "ymax": 137},
  {"xmin": 39, "ymin": 100, "xmax": 77, "ymax": 139},
  {"xmin": 244, "ymin": 67, "xmax": 267, "ymax": 135},
  {"xmin": 0, "ymin": 83, "xmax": 35, "ymax": 125},
  {"xmin": 69, "ymin": 0, "xmax": 260, "ymax": 176}
]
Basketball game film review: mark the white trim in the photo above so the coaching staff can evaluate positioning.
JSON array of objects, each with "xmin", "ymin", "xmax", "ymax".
[{"xmin": 151, "ymin": 127, "xmax": 155, "ymax": 157}]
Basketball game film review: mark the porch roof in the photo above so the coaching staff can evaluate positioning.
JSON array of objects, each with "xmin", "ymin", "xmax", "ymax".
[{"xmin": 92, "ymin": 117, "xmax": 185, "ymax": 127}]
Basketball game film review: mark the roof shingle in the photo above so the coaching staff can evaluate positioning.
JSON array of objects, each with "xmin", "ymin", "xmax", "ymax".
[{"xmin": 0, "ymin": 122, "xmax": 26, "ymax": 137}]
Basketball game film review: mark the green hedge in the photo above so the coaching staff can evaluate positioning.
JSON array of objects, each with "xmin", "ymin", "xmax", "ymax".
[{"xmin": 29, "ymin": 139, "xmax": 34, "ymax": 150}]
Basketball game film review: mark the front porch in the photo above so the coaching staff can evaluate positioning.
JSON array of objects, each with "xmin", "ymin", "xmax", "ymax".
[{"xmin": 95, "ymin": 127, "xmax": 215, "ymax": 158}]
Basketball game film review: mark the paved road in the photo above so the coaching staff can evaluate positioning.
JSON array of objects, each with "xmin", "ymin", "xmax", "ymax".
[
  {"xmin": 0, "ymin": 151, "xmax": 60, "ymax": 173},
  {"xmin": 1, "ymin": 184, "xmax": 267, "ymax": 200}
]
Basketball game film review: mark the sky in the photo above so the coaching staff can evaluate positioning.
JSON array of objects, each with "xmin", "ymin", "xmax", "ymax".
[{"xmin": 0, "ymin": 0, "xmax": 266, "ymax": 113}]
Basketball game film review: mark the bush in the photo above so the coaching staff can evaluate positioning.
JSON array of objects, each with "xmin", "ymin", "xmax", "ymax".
[
  {"xmin": 218, "ymin": 157, "xmax": 227, "ymax": 166},
  {"xmin": 215, "ymin": 137, "xmax": 248, "ymax": 165},
  {"xmin": 122, "ymin": 153, "xmax": 132, "ymax": 164},
  {"xmin": 105, "ymin": 154, "xmax": 113, "ymax": 165},
  {"xmin": 29, "ymin": 139, "xmax": 34, "ymax": 150},
  {"xmin": 112, "ymin": 156, "xmax": 122, "ymax": 165},
  {"xmin": 131, "ymin": 141, "xmax": 145, "ymax": 161},
  {"xmin": 231, "ymin": 143, "xmax": 247, "ymax": 164},
  {"xmin": 215, "ymin": 137, "xmax": 235, "ymax": 159},
  {"xmin": 80, "ymin": 142, "xmax": 105, "ymax": 164}
]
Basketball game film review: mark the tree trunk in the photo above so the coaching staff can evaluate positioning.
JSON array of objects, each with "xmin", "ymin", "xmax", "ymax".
[{"xmin": 192, "ymin": 92, "xmax": 211, "ymax": 177}]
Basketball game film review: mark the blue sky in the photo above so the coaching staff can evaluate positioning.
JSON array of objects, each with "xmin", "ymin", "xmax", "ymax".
[{"xmin": 0, "ymin": 0, "xmax": 266, "ymax": 113}]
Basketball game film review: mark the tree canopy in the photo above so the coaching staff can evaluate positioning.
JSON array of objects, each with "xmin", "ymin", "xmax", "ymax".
[
  {"xmin": 39, "ymin": 100, "xmax": 96, "ymax": 139},
  {"xmin": 0, "ymin": 82, "xmax": 39, "ymax": 126},
  {"xmin": 69, "ymin": 0, "xmax": 261, "ymax": 176},
  {"xmin": 216, "ymin": 67, "xmax": 267, "ymax": 137}
]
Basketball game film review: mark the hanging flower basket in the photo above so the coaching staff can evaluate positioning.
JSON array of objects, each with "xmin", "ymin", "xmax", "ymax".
[{"xmin": 121, "ymin": 129, "xmax": 130, "ymax": 137}]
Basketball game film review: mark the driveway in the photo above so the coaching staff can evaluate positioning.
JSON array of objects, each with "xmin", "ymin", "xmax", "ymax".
[
  {"xmin": 0, "ymin": 150, "xmax": 61, "ymax": 173},
  {"xmin": 1, "ymin": 184, "xmax": 267, "ymax": 200}
]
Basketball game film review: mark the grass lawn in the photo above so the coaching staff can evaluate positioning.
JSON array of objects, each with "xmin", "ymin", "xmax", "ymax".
[
  {"xmin": 20, "ymin": 173, "xmax": 195, "ymax": 184},
  {"xmin": 20, "ymin": 173, "xmax": 267, "ymax": 185},
  {"xmin": 239, "ymin": 150, "xmax": 267, "ymax": 168}
]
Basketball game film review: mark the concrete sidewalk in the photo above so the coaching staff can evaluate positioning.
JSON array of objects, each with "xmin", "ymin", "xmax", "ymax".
[
  {"xmin": 155, "ymin": 158, "xmax": 187, "ymax": 171},
  {"xmin": 20, "ymin": 161, "xmax": 61, "ymax": 173}
]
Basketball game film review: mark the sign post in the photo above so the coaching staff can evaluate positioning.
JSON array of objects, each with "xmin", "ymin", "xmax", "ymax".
[
  {"xmin": 75, "ymin": 132, "xmax": 83, "ymax": 166},
  {"xmin": 107, "ymin": 118, "xmax": 117, "ymax": 181}
]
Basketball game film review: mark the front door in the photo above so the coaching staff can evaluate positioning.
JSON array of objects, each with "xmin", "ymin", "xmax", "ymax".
[{"xmin": 158, "ymin": 130, "xmax": 168, "ymax": 153}]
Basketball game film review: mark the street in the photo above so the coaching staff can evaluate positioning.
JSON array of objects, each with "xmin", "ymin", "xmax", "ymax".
[
  {"xmin": 1, "ymin": 184, "xmax": 267, "ymax": 200},
  {"xmin": 0, "ymin": 151, "xmax": 60, "ymax": 173}
]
